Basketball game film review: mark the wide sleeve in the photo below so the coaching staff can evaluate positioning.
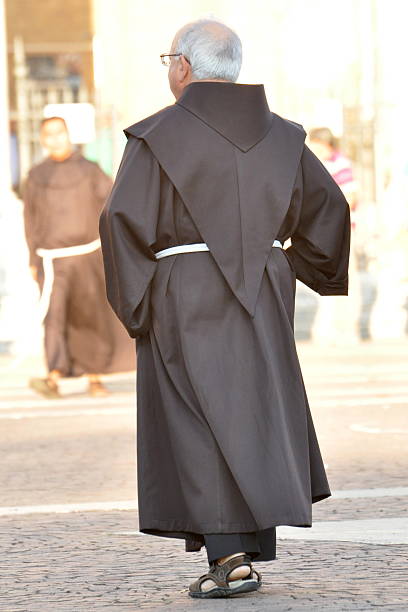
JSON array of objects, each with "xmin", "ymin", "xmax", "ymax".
[
  {"xmin": 91, "ymin": 162, "xmax": 114, "ymax": 211},
  {"xmin": 99, "ymin": 136, "xmax": 160, "ymax": 338},
  {"xmin": 22, "ymin": 172, "xmax": 41, "ymax": 269},
  {"xmin": 285, "ymin": 145, "xmax": 350, "ymax": 295}
]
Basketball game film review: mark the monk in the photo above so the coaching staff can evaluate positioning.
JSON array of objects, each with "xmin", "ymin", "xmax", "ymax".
[
  {"xmin": 100, "ymin": 19, "xmax": 350, "ymax": 599},
  {"xmin": 23, "ymin": 116, "xmax": 135, "ymax": 399}
]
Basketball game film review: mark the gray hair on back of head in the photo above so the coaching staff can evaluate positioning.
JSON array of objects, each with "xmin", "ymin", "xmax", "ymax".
[{"xmin": 175, "ymin": 19, "xmax": 242, "ymax": 82}]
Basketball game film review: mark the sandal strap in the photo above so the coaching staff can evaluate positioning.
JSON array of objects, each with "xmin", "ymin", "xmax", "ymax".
[
  {"xmin": 251, "ymin": 567, "xmax": 262, "ymax": 583},
  {"xmin": 46, "ymin": 378, "xmax": 59, "ymax": 391},
  {"xmin": 211, "ymin": 553, "xmax": 252, "ymax": 585},
  {"xmin": 190, "ymin": 554, "xmax": 253, "ymax": 593},
  {"xmin": 193, "ymin": 571, "xmax": 228, "ymax": 591},
  {"xmin": 89, "ymin": 381, "xmax": 104, "ymax": 389}
]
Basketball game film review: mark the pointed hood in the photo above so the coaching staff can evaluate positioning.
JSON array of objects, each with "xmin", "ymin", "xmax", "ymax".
[
  {"xmin": 125, "ymin": 83, "xmax": 306, "ymax": 315},
  {"xmin": 177, "ymin": 82, "xmax": 272, "ymax": 152}
]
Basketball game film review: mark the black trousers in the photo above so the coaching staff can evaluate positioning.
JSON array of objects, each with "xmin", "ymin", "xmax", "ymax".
[{"xmin": 204, "ymin": 528, "xmax": 277, "ymax": 564}]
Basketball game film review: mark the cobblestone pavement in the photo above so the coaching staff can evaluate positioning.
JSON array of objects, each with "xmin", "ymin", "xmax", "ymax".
[{"xmin": 1, "ymin": 340, "xmax": 407, "ymax": 611}]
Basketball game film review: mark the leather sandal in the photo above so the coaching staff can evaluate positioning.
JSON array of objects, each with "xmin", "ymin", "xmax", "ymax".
[
  {"xmin": 188, "ymin": 553, "xmax": 262, "ymax": 599},
  {"xmin": 88, "ymin": 380, "xmax": 109, "ymax": 397},
  {"xmin": 29, "ymin": 377, "xmax": 61, "ymax": 399}
]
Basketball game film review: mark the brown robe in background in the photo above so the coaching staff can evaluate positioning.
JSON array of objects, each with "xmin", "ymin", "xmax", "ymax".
[
  {"xmin": 100, "ymin": 82, "xmax": 350, "ymax": 558},
  {"xmin": 23, "ymin": 151, "xmax": 135, "ymax": 376}
]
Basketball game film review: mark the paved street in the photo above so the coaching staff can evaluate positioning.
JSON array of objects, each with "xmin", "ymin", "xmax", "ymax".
[{"xmin": 1, "ymin": 340, "xmax": 407, "ymax": 611}]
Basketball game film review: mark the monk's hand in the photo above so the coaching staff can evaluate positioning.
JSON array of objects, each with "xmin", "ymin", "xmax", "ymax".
[{"xmin": 30, "ymin": 266, "xmax": 38, "ymax": 282}]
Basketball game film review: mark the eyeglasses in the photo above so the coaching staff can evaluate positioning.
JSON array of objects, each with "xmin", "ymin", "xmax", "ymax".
[{"xmin": 160, "ymin": 53, "xmax": 190, "ymax": 67}]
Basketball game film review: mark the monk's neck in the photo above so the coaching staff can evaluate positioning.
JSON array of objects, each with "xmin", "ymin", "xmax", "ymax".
[{"xmin": 49, "ymin": 150, "xmax": 74, "ymax": 162}]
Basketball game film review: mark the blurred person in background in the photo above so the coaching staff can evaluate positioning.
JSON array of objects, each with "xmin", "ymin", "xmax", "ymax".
[
  {"xmin": 9, "ymin": 120, "xmax": 20, "ymax": 194},
  {"xmin": 308, "ymin": 127, "xmax": 357, "ymax": 215},
  {"xmin": 371, "ymin": 165, "xmax": 408, "ymax": 338},
  {"xmin": 309, "ymin": 126, "xmax": 361, "ymax": 342},
  {"xmin": 23, "ymin": 117, "xmax": 135, "ymax": 399},
  {"xmin": 100, "ymin": 19, "xmax": 350, "ymax": 599}
]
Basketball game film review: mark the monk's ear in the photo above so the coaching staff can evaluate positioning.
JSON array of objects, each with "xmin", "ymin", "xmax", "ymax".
[{"xmin": 180, "ymin": 55, "xmax": 191, "ymax": 81}]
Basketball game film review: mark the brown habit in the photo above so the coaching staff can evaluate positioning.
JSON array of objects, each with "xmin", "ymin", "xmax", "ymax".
[
  {"xmin": 23, "ymin": 151, "xmax": 135, "ymax": 376},
  {"xmin": 100, "ymin": 83, "xmax": 350, "ymax": 553}
]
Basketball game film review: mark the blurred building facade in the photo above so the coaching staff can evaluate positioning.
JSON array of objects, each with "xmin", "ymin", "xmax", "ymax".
[
  {"xmin": 6, "ymin": 0, "xmax": 94, "ymax": 104},
  {"xmin": 5, "ymin": 0, "xmax": 94, "ymax": 180},
  {"xmin": 6, "ymin": 0, "xmax": 407, "ymax": 202}
]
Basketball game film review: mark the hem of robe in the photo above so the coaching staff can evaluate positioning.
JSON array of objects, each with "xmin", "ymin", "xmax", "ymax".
[
  {"xmin": 140, "ymin": 524, "xmax": 300, "ymax": 562},
  {"xmin": 139, "ymin": 488, "xmax": 331, "ymax": 546},
  {"xmin": 139, "ymin": 529, "xmax": 278, "ymax": 562}
]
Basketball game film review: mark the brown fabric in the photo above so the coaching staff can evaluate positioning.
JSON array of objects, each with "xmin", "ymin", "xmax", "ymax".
[
  {"xmin": 23, "ymin": 151, "xmax": 135, "ymax": 376},
  {"xmin": 100, "ymin": 82, "xmax": 350, "ymax": 541},
  {"xmin": 124, "ymin": 83, "xmax": 307, "ymax": 316}
]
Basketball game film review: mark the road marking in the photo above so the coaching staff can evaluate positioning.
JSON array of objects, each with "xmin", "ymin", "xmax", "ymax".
[
  {"xmin": 310, "ymin": 385, "xmax": 408, "ymax": 398},
  {"xmin": 350, "ymin": 424, "xmax": 408, "ymax": 435},
  {"xmin": 3, "ymin": 386, "xmax": 408, "ymax": 403},
  {"xmin": 332, "ymin": 487, "xmax": 408, "ymax": 498},
  {"xmin": 1, "ymin": 397, "xmax": 407, "ymax": 420},
  {"xmin": 310, "ymin": 396, "xmax": 408, "ymax": 408},
  {"xmin": 301, "ymin": 363, "xmax": 408, "ymax": 374},
  {"xmin": 278, "ymin": 518, "xmax": 408, "ymax": 545},
  {"xmin": 0, "ymin": 407, "xmax": 133, "ymax": 419},
  {"xmin": 0, "ymin": 500, "xmax": 137, "ymax": 516},
  {"xmin": 0, "ymin": 371, "xmax": 136, "ymax": 390},
  {"xmin": 304, "ymin": 372, "xmax": 408, "ymax": 383},
  {"xmin": 1, "ymin": 487, "xmax": 407, "ymax": 517},
  {"xmin": 3, "ymin": 383, "xmax": 408, "ymax": 398},
  {"xmin": 0, "ymin": 394, "xmax": 134, "ymax": 411}
]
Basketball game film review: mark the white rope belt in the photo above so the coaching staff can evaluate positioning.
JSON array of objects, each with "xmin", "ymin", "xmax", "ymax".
[
  {"xmin": 36, "ymin": 238, "xmax": 101, "ymax": 322},
  {"xmin": 155, "ymin": 240, "xmax": 283, "ymax": 260}
]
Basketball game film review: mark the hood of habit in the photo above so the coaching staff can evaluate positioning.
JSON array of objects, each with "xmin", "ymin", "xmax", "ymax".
[{"xmin": 125, "ymin": 82, "xmax": 306, "ymax": 315}]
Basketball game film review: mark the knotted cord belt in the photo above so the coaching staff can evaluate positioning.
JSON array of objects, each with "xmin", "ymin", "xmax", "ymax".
[
  {"xmin": 155, "ymin": 240, "xmax": 283, "ymax": 260},
  {"xmin": 36, "ymin": 238, "xmax": 101, "ymax": 322}
]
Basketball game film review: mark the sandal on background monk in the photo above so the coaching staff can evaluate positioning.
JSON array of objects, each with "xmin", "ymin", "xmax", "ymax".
[
  {"xmin": 29, "ymin": 377, "xmax": 61, "ymax": 399},
  {"xmin": 189, "ymin": 553, "xmax": 262, "ymax": 599},
  {"xmin": 88, "ymin": 379, "xmax": 109, "ymax": 397}
]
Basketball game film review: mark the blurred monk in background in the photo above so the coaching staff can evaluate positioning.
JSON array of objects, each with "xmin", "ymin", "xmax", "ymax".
[{"xmin": 23, "ymin": 116, "xmax": 135, "ymax": 399}]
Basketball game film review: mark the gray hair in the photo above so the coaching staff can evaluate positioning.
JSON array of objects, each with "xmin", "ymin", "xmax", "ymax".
[{"xmin": 174, "ymin": 19, "xmax": 242, "ymax": 82}]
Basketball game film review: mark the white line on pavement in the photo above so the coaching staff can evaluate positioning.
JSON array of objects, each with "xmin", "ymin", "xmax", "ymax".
[
  {"xmin": 310, "ymin": 385, "xmax": 408, "ymax": 398},
  {"xmin": 1, "ymin": 487, "xmax": 407, "ymax": 517},
  {"xmin": 278, "ymin": 517, "xmax": 408, "ymax": 545},
  {"xmin": 0, "ymin": 500, "xmax": 137, "ymax": 516},
  {"xmin": 0, "ymin": 407, "xmax": 133, "ymax": 419},
  {"xmin": 305, "ymin": 374, "xmax": 408, "ymax": 383},
  {"xmin": 2, "ymin": 397, "xmax": 407, "ymax": 420},
  {"xmin": 301, "ymin": 363, "xmax": 408, "ymax": 374},
  {"xmin": 3, "ymin": 382, "xmax": 408, "ymax": 399},
  {"xmin": 332, "ymin": 487, "xmax": 408, "ymax": 498},
  {"xmin": 310, "ymin": 395, "xmax": 408, "ymax": 408},
  {"xmin": 0, "ymin": 394, "xmax": 134, "ymax": 411},
  {"xmin": 3, "ymin": 386, "xmax": 408, "ymax": 404},
  {"xmin": 350, "ymin": 424, "xmax": 408, "ymax": 434}
]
